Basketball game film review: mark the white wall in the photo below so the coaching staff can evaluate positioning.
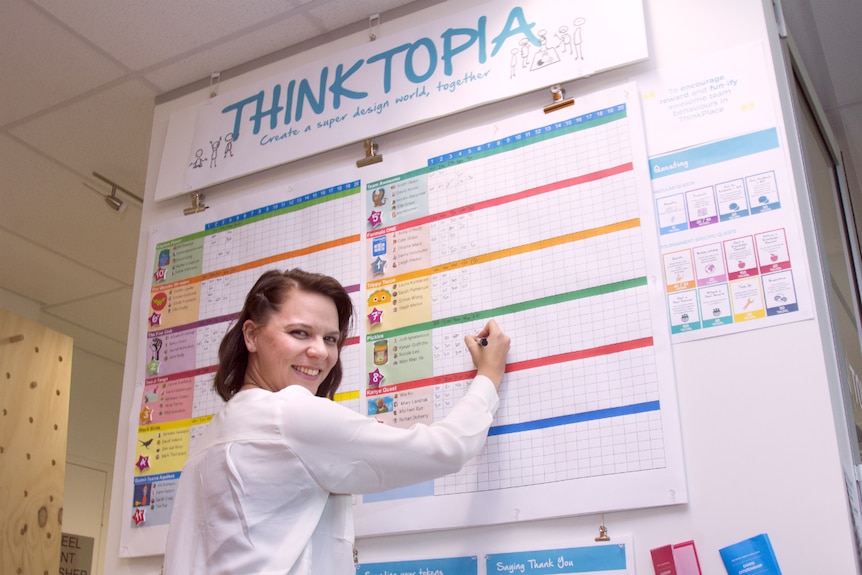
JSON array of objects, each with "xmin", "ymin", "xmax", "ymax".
[
  {"xmin": 66, "ymin": 348, "xmax": 123, "ymax": 575},
  {"xmin": 104, "ymin": 1, "xmax": 862, "ymax": 573},
  {"xmin": 1, "ymin": 287, "xmax": 122, "ymax": 575}
]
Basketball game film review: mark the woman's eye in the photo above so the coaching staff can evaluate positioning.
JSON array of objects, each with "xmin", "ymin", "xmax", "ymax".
[
  {"xmin": 290, "ymin": 330, "xmax": 308, "ymax": 337},
  {"xmin": 324, "ymin": 336, "xmax": 338, "ymax": 344}
]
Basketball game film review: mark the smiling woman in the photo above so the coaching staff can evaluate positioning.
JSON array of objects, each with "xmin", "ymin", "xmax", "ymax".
[
  {"xmin": 212, "ymin": 268, "xmax": 354, "ymax": 401},
  {"xmin": 163, "ymin": 268, "xmax": 510, "ymax": 575},
  {"xmin": 240, "ymin": 289, "xmax": 342, "ymax": 395}
]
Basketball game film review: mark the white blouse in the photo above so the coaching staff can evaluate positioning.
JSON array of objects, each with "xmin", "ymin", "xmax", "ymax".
[{"xmin": 163, "ymin": 375, "xmax": 499, "ymax": 574}]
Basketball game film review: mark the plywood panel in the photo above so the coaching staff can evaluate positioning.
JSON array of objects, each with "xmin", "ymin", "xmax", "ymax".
[{"xmin": 0, "ymin": 309, "xmax": 73, "ymax": 575}]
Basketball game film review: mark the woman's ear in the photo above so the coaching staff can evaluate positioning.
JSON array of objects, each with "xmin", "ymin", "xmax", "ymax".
[{"xmin": 242, "ymin": 320, "xmax": 257, "ymax": 353}]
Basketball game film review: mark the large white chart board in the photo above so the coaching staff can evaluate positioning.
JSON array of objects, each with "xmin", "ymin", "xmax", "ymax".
[
  {"xmin": 121, "ymin": 82, "xmax": 685, "ymax": 555},
  {"xmin": 353, "ymin": 82, "xmax": 684, "ymax": 535}
]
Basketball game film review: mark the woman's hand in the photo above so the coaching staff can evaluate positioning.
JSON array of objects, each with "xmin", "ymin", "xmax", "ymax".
[{"xmin": 465, "ymin": 319, "xmax": 510, "ymax": 389}]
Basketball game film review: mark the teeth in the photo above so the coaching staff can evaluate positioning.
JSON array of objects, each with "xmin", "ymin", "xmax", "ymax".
[{"xmin": 294, "ymin": 366, "xmax": 320, "ymax": 376}]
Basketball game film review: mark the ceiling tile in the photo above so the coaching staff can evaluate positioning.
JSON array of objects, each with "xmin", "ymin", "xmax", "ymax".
[
  {"xmin": 0, "ymin": 135, "xmax": 141, "ymax": 283},
  {"xmin": 144, "ymin": 14, "xmax": 320, "ymax": 93},
  {"xmin": 39, "ymin": 312, "xmax": 128, "ymax": 365},
  {"xmin": 306, "ymin": 0, "xmax": 415, "ymax": 30},
  {"xmin": 9, "ymin": 79, "xmax": 156, "ymax": 192},
  {"xmin": 31, "ymin": 0, "xmax": 318, "ymax": 71},
  {"xmin": 44, "ymin": 285, "xmax": 134, "ymax": 343},
  {"xmin": 0, "ymin": 0, "xmax": 126, "ymax": 125},
  {"xmin": 0, "ymin": 228, "xmax": 124, "ymax": 306}
]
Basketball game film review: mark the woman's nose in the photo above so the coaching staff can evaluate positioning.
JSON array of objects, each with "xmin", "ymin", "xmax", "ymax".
[{"xmin": 307, "ymin": 337, "xmax": 327, "ymax": 357}]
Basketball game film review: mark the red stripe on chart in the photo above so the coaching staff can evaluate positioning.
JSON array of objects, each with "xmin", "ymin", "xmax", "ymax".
[
  {"xmin": 365, "ymin": 336, "xmax": 653, "ymax": 397},
  {"xmin": 366, "ymin": 163, "xmax": 633, "ymax": 238}
]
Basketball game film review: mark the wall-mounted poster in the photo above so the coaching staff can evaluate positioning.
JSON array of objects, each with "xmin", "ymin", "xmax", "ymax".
[
  {"xmin": 161, "ymin": 0, "xmax": 649, "ymax": 199},
  {"xmin": 120, "ymin": 82, "xmax": 685, "ymax": 556}
]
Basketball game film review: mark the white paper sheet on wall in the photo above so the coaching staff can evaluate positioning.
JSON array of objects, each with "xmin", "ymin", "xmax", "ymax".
[{"xmin": 120, "ymin": 81, "xmax": 687, "ymax": 555}]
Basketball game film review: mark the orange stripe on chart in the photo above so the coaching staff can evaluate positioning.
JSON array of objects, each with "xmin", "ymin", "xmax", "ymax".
[
  {"xmin": 152, "ymin": 234, "xmax": 360, "ymax": 293},
  {"xmin": 367, "ymin": 219, "xmax": 640, "ymax": 289}
]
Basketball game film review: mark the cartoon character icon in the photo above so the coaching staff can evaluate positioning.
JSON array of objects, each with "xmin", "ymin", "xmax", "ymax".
[
  {"xmin": 209, "ymin": 136, "xmax": 222, "ymax": 168},
  {"xmin": 190, "ymin": 149, "xmax": 205, "ymax": 169},
  {"xmin": 368, "ymin": 289, "xmax": 391, "ymax": 306},
  {"xmin": 372, "ymin": 188, "xmax": 387, "ymax": 207},
  {"xmin": 573, "ymin": 17, "xmax": 586, "ymax": 60},
  {"xmin": 519, "ymin": 37, "xmax": 531, "ymax": 68},
  {"xmin": 134, "ymin": 483, "xmax": 150, "ymax": 506},
  {"xmin": 373, "ymin": 340, "xmax": 389, "ymax": 366},
  {"xmin": 555, "ymin": 26, "xmax": 573, "ymax": 55},
  {"xmin": 223, "ymin": 132, "xmax": 235, "ymax": 158},
  {"xmin": 367, "ymin": 395, "xmax": 392, "ymax": 415}
]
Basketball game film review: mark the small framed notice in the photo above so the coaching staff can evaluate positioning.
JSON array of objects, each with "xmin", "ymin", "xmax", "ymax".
[{"xmin": 60, "ymin": 532, "xmax": 94, "ymax": 575}]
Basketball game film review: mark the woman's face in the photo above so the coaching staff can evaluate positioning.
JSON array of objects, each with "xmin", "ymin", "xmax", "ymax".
[{"xmin": 243, "ymin": 289, "xmax": 340, "ymax": 394}]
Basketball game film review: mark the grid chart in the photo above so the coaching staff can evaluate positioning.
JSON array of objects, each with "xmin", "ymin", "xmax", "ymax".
[
  {"xmin": 191, "ymin": 187, "xmax": 363, "ymax": 399},
  {"xmin": 140, "ymin": 182, "xmax": 364, "ymax": 519},
  {"xmin": 194, "ymin": 320, "xmax": 233, "ymax": 369},
  {"xmin": 200, "ymin": 183, "xmax": 360, "ymax": 274},
  {"xmin": 191, "ymin": 372, "xmax": 222, "ymax": 418},
  {"xmin": 152, "ymin": 184, "xmax": 361, "ymax": 378},
  {"xmin": 196, "ymin": 187, "xmax": 361, "ymax": 322},
  {"xmin": 189, "ymin": 372, "xmax": 223, "ymax": 455},
  {"xmin": 426, "ymin": 107, "xmax": 631, "ymax": 215},
  {"xmin": 196, "ymin": 242, "xmax": 359, "ymax": 321},
  {"xmin": 334, "ymin": 343, "xmax": 363, "ymax": 413},
  {"xmin": 427, "ymin": 171, "xmax": 638, "ymax": 269},
  {"xmin": 370, "ymin": 104, "xmax": 667, "ymax": 497}
]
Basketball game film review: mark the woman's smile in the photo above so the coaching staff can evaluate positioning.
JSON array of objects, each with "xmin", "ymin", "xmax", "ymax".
[{"xmin": 242, "ymin": 289, "xmax": 341, "ymax": 394}]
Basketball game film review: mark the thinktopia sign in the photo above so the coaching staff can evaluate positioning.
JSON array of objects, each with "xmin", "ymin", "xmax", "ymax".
[{"xmin": 182, "ymin": 0, "xmax": 647, "ymax": 193}]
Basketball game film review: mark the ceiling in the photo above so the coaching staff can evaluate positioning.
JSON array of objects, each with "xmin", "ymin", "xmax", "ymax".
[
  {"xmin": 0, "ymin": 0, "xmax": 430, "ymax": 364},
  {"xmin": 1, "ymin": 0, "xmax": 860, "ymax": 366}
]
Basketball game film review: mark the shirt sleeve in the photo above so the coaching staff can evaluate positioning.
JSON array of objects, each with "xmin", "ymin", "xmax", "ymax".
[{"xmin": 279, "ymin": 375, "xmax": 499, "ymax": 494}]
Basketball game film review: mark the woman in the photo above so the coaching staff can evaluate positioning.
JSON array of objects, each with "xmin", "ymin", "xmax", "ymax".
[{"xmin": 163, "ymin": 269, "xmax": 510, "ymax": 574}]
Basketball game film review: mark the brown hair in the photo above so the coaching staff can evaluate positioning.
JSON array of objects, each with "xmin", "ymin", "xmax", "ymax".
[{"xmin": 213, "ymin": 269, "xmax": 354, "ymax": 401}]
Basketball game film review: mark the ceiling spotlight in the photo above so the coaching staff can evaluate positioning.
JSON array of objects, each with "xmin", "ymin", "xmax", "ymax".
[
  {"xmin": 88, "ymin": 171, "xmax": 143, "ymax": 213},
  {"xmin": 104, "ymin": 187, "xmax": 126, "ymax": 212}
]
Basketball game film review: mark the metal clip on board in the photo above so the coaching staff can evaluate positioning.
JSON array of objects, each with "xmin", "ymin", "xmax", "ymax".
[{"xmin": 544, "ymin": 84, "xmax": 575, "ymax": 114}]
